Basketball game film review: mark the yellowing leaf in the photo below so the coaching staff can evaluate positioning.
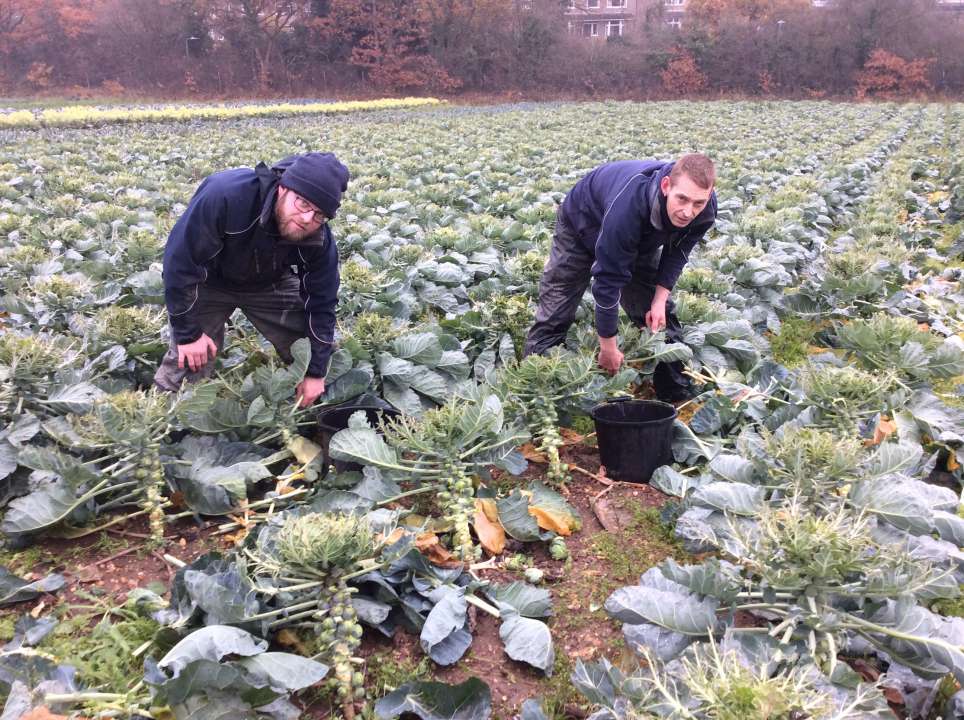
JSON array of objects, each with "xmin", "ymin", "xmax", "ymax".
[
  {"xmin": 415, "ymin": 532, "xmax": 463, "ymax": 567},
  {"xmin": 473, "ymin": 500, "xmax": 506, "ymax": 555},
  {"xmin": 521, "ymin": 443, "xmax": 548, "ymax": 463},
  {"xmin": 288, "ymin": 435, "xmax": 322, "ymax": 465},
  {"xmin": 478, "ymin": 498, "xmax": 500, "ymax": 524},
  {"xmin": 871, "ymin": 416, "xmax": 898, "ymax": 446},
  {"xmin": 949, "ymin": 454, "xmax": 961, "ymax": 472},
  {"xmin": 559, "ymin": 428, "xmax": 585, "ymax": 445},
  {"xmin": 379, "ymin": 527, "xmax": 407, "ymax": 546},
  {"xmin": 528, "ymin": 506, "xmax": 575, "ymax": 536}
]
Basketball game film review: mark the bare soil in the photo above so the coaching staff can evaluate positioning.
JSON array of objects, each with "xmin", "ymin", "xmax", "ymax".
[{"xmin": 1, "ymin": 437, "xmax": 684, "ymax": 720}]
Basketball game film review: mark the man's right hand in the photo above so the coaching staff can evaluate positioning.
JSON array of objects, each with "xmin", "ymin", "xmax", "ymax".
[
  {"xmin": 598, "ymin": 335, "xmax": 624, "ymax": 375},
  {"xmin": 177, "ymin": 333, "xmax": 218, "ymax": 372}
]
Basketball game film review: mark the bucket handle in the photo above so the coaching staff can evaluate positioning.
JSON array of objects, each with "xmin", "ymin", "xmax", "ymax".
[{"xmin": 605, "ymin": 396, "xmax": 632, "ymax": 403}]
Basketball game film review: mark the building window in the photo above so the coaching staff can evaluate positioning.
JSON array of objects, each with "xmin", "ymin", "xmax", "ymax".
[
  {"xmin": 568, "ymin": 0, "xmax": 576, "ymax": 9},
  {"xmin": 583, "ymin": 21, "xmax": 599, "ymax": 36},
  {"xmin": 667, "ymin": 17, "xmax": 682, "ymax": 28},
  {"xmin": 587, "ymin": 0, "xmax": 600, "ymax": 8},
  {"xmin": 608, "ymin": 0, "xmax": 627, "ymax": 7},
  {"xmin": 568, "ymin": 20, "xmax": 575, "ymax": 33},
  {"xmin": 664, "ymin": 0, "xmax": 685, "ymax": 6},
  {"xmin": 607, "ymin": 19, "xmax": 624, "ymax": 36}
]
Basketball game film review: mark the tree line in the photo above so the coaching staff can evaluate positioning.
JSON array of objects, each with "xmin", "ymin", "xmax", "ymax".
[{"xmin": 0, "ymin": 0, "xmax": 961, "ymax": 100}]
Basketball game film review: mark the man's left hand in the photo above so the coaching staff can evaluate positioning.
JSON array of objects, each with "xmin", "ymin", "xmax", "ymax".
[
  {"xmin": 645, "ymin": 301, "xmax": 667, "ymax": 333},
  {"xmin": 644, "ymin": 285, "xmax": 671, "ymax": 333},
  {"xmin": 296, "ymin": 377, "xmax": 326, "ymax": 408}
]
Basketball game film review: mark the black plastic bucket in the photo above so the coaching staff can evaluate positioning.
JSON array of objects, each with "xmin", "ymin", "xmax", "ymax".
[
  {"xmin": 317, "ymin": 404, "xmax": 400, "ymax": 474},
  {"xmin": 590, "ymin": 399, "xmax": 677, "ymax": 484}
]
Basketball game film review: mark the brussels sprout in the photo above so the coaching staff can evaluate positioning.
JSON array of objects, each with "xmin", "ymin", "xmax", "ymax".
[
  {"xmin": 524, "ymin": 567, "xmax": 545, "ymax": 584},
  {"xmin": 549, "ymin": 536, "xmax": 569, "ymax": 561}
]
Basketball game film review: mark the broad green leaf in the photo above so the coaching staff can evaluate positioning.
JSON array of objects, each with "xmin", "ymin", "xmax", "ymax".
[
  {"xmin": 866, "ymin": 442, "xmax": 923, "ymax": 477},
  {"xmin": 650, "ymin": 343, "xmax": 693, "ymax": 364},
  {"xmin": 352, "ymin": 596, "xmax": 393, "ymax": 626},
  {"xmin": 649, "ymin": 466, "xmax": 704, "ymax": 499},
  {"xmin": 850, "ymin": 476, "xmax": 933, "ymax": 535},
  {"xmin": 154, "ymin": 660, "xmax": 243, "ymax": 707},
  {"xmin": 323, "ymin": 367, "xmax": 375, "ymax": 404},
  {"xmin": 158, "ymin": 626, "xmax": 267, "ymax": 677},
  {"xmin": 42, "ymin": 382, "xmax": 104, "ymax": 414},
  {"xmin": 934, "ymin": 511, "xmax": 964, "ymax": 548},
  {"xmin": 287, "ymin": 337, "xmax": 311, "ymax": 380},
  {"xmin": 176, "ymin": 383, "xmax": 224, "ymax": 432},
  {"xmin": 0, "ymin": 442, "xmax": 16, "ymax": 480},
  {"xmin": 407, "ymin": 368, "xmax": 450, "ymax": 402},
  {"xmin": 383, "ymin": 381, "xmax": 424, "ymax": 416},
  {"xmin": 325, "ymin": 348, "xmax": 354, "ymax": 381},
  {"xmin": 499, "ymin": 608, "xmax": 553, "ymax": 675},
  {"xmin": 393, "ymin": 333, "xmax": 444, "ymax": 366},
  {"xmin": 720, "ymin": 339, "xmax": 759, "ymax": 374},
  {"xmin": 168, "ymin": 689, "xmax": 258, "ymax": 720},
  {"xmin": 375, "ymin": 677, "xmax": 491, "ymax": 720},
  {"xmin": 245, "ymin": 396, "xmax": 274, "ymax": 426},
  {"xmin": 420, "ymin": 587, "xmax": 471, "ymax": 666},
  {"xmin": 928, "ymin": 339, "xmax": 964, "ymax": 378},
  {"xmin": 181, "ymin": 461, "xmax": 268, "ymax": 515},
  {"xmin": 519, "ymin": 699, "xmax": 549, "ymax": 720},
  {"xmin": 604, "ymin": 584, "xmax": 718, "ymax": 635},
  {"xmin": 329, "ymin": 417, "xmax": 401, "ymax": 470},
  {"xmin": 659, "ymin": 558, "xmax": 743, "ymax": 602},
  {"xmin": 182, "ymin": 563, "xmax": 260, "ymax": 625},
  {"xmin": 496, "ymin": 491, "xmax": 541, "ymax": 541},
  {"xmin": 691, "ymin": 482, "xmax": 764, "ymax": 516},
  {"xmin": 378, "ymin": 354, "xmax": 418, "ymax": 385},
  {"xmin": 486, "ymin": 581, "xmax": 552, "ymax": 618},
  {"xmin": 868, "ymin": 600, "xmax": 964, "ymax": 682},
  {"xmin": 570, "ymin": 659, "xmax": 618, "ymax": 708},
  {"xmin": 708, "ymin": 454, "xmax": 756, "ymax": 484},
  {"xmin": 622, "ymin": 621, "xmax": 694, "ymax": 662},
  {"xmin": 237, "ymin": 652, "xmax": 328, "ymax": 692},
  {"xmin": 672, "ymin": 420, "xmax": 721, "ymax": 464},
  {"xmin": 0, "ymin": 567, "xmax": 65, "ymax": 605},
  {"xmin": 897, "ymin": 342, "xmax": 930, "ymax": 379},
  {"xmin": 1, "ymin": 480, "xmax": 91, "ymax": 536},
  {"xmin": 436, "ymin": 350, "xmax": 471, "ymax": 379}
]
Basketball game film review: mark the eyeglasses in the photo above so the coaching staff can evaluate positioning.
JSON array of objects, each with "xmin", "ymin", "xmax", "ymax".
[{"xmin": 290, "ymin": 191, "xmax": 327, "ymax": 224}]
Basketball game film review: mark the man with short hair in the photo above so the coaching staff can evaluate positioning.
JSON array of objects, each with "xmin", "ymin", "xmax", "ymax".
[
  {"xmin": 154, "ymin": 152, "xmax": 349, "ymax": 407},
  {"xmin": 524, "ymin": 154, "xmax": 717, "ymax": 401}
]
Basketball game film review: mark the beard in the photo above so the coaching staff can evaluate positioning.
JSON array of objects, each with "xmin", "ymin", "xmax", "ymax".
[{"xmin": 275, "ymin": 207, "xmax": 316, "ymax": 242}]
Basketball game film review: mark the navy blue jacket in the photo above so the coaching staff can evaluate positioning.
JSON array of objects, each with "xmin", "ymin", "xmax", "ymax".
[
  {"xmin": 162, "ymin": 160, "xmax": 339, "ymax": 377},
  {"xmin": 561, "ymin": 160, "xmax": 717, "ymax": 338}
]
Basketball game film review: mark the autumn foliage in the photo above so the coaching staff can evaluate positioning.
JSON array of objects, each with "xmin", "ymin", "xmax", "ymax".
[
  {"xmin": 0, "ymin": 0, "xmax": 959, "ymax": 98},
  {"xmin": 855, "ymin": 49, "xmax": 934, "ymax": 99},
  {"xmin": 660, "ymin": 51, "xmax": 708, "ymax": 97}
]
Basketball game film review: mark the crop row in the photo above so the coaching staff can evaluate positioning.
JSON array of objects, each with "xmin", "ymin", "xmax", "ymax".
[
  {"xmin": 0, "ymin": 97, "xmax": 443, "ymax": 129},
  {"xmin": 0, "ymin": 101, "xmax": 962, "ymax": 719}
]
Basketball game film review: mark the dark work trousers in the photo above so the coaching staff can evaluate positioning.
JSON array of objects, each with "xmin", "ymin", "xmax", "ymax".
[
  {"xmin": 154, "ymin": 273, "xmax": 306, "ymax": 391},
  {"xmin": 523, "ymin": 207, "xmax": 692, "ymax": 400}
]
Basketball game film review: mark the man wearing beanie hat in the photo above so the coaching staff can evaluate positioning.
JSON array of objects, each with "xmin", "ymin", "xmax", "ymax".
[{"xmin": 154, "ymin": 152, "xmax": 349, "ymax": 407}]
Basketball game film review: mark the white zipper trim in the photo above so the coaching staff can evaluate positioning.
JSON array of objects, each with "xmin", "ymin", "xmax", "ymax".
[{"xmin": 224, "ymin": 215, "xmax": 259, "ymax": 236}]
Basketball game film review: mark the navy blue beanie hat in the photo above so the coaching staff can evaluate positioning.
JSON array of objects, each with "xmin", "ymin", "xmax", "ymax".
[{"xmin": 280, "ymin": 152, "xmax": 350, "ymax": 219}]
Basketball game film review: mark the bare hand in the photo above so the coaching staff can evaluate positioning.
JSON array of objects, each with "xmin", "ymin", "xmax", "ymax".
[
  {"xmin": 598, "ymin": 336, "xmax": 624, "ymax": 375},
  {"xmin": 177, "ymin": 333, "xmax": 217, "ymax": 373},
  {"xmin": 296, "ymin": 376, "xmax": 326, "ymax": 408},
  {"xmin": 645, "ymin": 300, "xmax": 667, "ymax": 333}
]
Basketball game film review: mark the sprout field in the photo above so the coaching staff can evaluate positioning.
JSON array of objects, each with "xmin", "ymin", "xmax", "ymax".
[{"xmin": 0, "ymin": 100, "xmax": 963, "ymax": 720}]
